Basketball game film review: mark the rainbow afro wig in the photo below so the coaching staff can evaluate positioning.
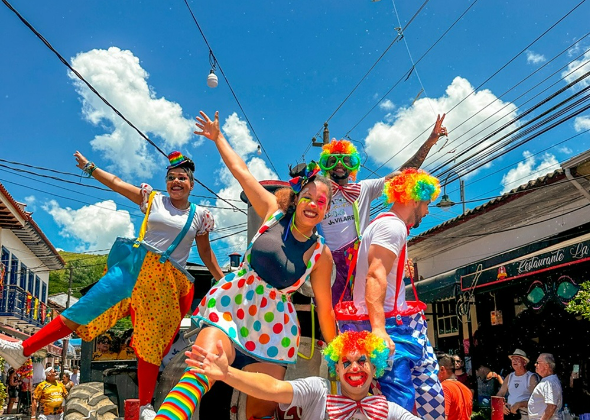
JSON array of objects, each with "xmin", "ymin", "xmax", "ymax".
[
  {"xmin": 383, "ymin": 168, "xmax": 440, "ymax": 204},
  {"xmin": 323, "ymin": 331, "xmax": 389, "ymax": 378},
  {"xmin": 320, "ymin": 139, "xmax": 361, "ymax": 181}
]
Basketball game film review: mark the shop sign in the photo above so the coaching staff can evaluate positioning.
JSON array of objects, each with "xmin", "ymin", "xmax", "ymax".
[
  {"xmin": 461, "ymin": 239, "xmax": 590, "ymax": 291},
  {"xmin": 490, "ymin": 310, "xmax": 503, "ymax": 325}
]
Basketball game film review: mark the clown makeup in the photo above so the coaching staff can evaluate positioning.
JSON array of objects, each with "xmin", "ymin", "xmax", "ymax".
[
  {"xmin": 297, "ymin": 192, "xmax": 328, "ymax": 211},
  {"xmin": 342, "ymin": 355, "xmax": 367, "ymax": 369},
  {"xmin": 340, "ymin": 353, "xmax": 371, "ymax": 388}
]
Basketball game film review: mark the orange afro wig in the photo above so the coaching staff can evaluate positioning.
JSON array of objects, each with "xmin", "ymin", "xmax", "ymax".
[{"xmin": 383, "ymin": 168, "xmax": 440, "ymax": 204}]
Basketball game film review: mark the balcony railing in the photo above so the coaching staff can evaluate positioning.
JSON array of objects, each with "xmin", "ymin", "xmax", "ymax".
[{"xmin": 0, "ymin": 284, "xmax": 47, "ymax": 328}]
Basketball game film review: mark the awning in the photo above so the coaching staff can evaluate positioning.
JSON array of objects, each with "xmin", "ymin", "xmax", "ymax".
[
  {"xmin": 0, "ymin": 333, "xmax": 19, "ymax": 343},
  {"xmin": 405, "ymin": 270, "xmax": 458, "ymax": 303}
]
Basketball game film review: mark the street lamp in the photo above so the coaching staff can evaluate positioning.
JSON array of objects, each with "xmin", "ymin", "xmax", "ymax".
[
  {"xmin": 436, "ymin": 178, "xmax": 466, "ymax": 215},
  {"xmin": 207, "ymin": 51, "xmax": 218, "ymax": 88}
]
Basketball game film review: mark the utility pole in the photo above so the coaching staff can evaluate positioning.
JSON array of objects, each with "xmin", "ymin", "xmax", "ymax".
[{"xmin": 61, "ymin": 265, "xmax": 73, "ymax": 371}]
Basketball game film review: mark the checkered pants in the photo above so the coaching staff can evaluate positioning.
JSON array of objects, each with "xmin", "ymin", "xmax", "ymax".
[{"xmin": 338, "ymin": 311, "xmax": 445, "ymax": 420}]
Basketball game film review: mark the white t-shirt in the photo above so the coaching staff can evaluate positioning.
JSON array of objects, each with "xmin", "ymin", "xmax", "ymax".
[
  {"xmin": 507, "ymin": 371, "xmax": 537, "ymax": 406},
  {"xmin": 320, "ymin": 178, "xmax": 385, "ymax": 250},
  {"xmin": 70, "ymin": 372, "xmax": 79, "ymax": 385},
  {"xmin": 141, "ymin": 192, "xmax": 215, "ymax": 267},
  {"xmin": 32, "ymin": 362, "xmax": 45, "ymax": 384},
  {"xmin": 279, "ymin": 376, "xmax": 421, "ymax": 420},
  {"xmin": 352, "ymin": 213, "xmax": 408, "ymax": 315},
  {"xmin": 528, "ymin": 374, "xmax": 563, "ymax": 420}
]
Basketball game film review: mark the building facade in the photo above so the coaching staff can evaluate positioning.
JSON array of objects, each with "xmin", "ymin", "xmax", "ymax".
[
  {"xmin": 0, "ymin": 182, "xmax": 64, "ymax": 352},
  {"xmin": 407, "ymin": 152, "xmax": 590, "ymax": 412}
]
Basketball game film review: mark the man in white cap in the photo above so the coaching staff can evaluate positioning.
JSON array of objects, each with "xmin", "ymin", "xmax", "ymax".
[
  {"xmin": 31, "ymin": 367, "xmax": 68, "ymax": 420},
  {"xmin": 497, "ymin": 349, "xmax": 539, "ymax": 420}
]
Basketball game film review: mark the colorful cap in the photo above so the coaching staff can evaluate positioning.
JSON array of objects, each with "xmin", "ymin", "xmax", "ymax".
[{"xmin": 167, "ymin": 151, "xmax": 195, "ymax": 172}]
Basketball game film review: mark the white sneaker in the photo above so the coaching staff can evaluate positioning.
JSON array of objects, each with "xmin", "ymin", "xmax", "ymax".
[
  {"xmin": 140, "ymin": 404, "xmax": 157, "ymax": 420},
  {"xmin": 0, "ymin": 339, "xmax": 27, "ymax": 369}
]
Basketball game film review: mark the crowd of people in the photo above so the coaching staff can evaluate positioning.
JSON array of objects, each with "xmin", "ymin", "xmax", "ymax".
[
  {"xmin": 4, "ymin": 362, "xmax": 78, "ymax": 418},
  {"xmin": 0, "ymin": 109, "xmax": 582, "ymax": 420}
]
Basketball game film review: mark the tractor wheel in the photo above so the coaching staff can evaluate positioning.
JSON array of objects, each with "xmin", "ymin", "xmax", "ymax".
[{"xmin": 65, "ymin": 382, "xmax": 119, "ymax": 420}]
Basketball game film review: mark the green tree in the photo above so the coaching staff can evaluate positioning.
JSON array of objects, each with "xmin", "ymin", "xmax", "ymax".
[
  {"xmin": 566, "ymin": 281, "xmax": 590, "ymax": 321},
  {"xmin": 49, "ymin": 251, "xmax": 132, "ymax": 330}
]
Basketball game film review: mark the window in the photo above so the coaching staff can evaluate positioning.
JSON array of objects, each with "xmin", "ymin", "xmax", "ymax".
[
  {"xmin": 10, "ymin": 255, "xmax": 19, "ymax": 285},
  {"xmin": 20, "ymin": 263, "xmax": 27, "ymax": 289},
  {"xmin": 435, "ymin": 300, "xmax": 459, "ymax": 337},
  {"xmin": 28, "ymin": 271, "xmax": 34, "ymax": 293},
  {"xmin": 1, "ymin": 247, "xmax": 9, "ymax": 275},
  {"xmin": 41, "ymin": 283, "xmax": 47, "ymax": 303},
  {"xmin": 35, "ymin": 276, "xmax": 41, "ymax": 298}
]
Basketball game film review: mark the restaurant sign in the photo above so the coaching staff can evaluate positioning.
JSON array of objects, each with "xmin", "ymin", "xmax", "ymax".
[{"xmin": 460, "ymin": 239, "xmax": 590, "ymax": 291}]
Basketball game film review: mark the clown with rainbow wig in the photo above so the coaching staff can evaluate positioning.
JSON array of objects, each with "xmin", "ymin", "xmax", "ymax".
[
  {"xmin": 183, "ymin": 330, "xmax": 422, "ymax": 420},
  {"xmin": 318, "ymin": 114, "xmax": 447, "ymax": 307},
  {"xmin": 338, "ymin": 168, "xmax": 445, "ymax": 420}
]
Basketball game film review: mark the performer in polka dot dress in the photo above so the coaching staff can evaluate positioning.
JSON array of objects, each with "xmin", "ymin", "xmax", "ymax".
[{"xmin": 155, "ymin": 111, "xmax": 337, "ymax": 420}]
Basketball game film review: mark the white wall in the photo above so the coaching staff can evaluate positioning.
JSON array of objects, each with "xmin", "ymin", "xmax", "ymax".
[{"xmin": 0, "ymin": 228, "xmax": 51, "ymax": 302}]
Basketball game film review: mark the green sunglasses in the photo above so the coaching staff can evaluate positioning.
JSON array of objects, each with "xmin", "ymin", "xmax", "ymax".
[{"xmin": 319, "ymin": 154, "xmax": 361, "ymax": 171}]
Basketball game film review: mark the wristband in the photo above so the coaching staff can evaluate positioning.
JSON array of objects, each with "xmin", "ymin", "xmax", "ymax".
[{"xmin": 83, "ymin": 161, "xmax": 97, "ymax": 177}]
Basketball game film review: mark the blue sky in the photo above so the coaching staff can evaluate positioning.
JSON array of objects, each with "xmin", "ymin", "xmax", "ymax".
[{"xmin": 1, "ymin": 0, "xmax": 589, "ymax": 266}]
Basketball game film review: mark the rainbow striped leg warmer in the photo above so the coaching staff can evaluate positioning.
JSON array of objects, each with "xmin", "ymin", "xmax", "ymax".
[{"xmin": 155, "ymin": 369, "xmax": 210, "ymax": 420}]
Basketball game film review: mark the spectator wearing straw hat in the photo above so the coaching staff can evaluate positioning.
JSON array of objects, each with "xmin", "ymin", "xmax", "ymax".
[{"xmin": 497, "ymin": 349, "xmax": 539, "ymax": 420}]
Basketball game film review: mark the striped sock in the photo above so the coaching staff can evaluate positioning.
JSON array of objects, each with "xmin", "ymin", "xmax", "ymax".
[{"xmin": 155, "ymin": 369, "xmax": 210, "ymax": 420}]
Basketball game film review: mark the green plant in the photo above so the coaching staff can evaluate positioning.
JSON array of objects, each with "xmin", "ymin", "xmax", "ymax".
[
  {"xmin": 471, "ymin": 406, "xmax": 491, "ymax": 420},
  {"xmin": 566, "ymin": 281, "xmax": 590, "ymax": 321},
  {"xmin": 0, "ymin": 357, "xmax": 7, "ymax": 408}
]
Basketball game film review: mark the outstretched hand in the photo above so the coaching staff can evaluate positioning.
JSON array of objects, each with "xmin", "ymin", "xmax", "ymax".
[
  {"xmin": 185, "ymin": 341, "xmax": 229, "ymax": 381},
  {"xmin": 195, "ymin": 111, "xmax": 221, "ymax": 142},
  {"xmin": 430, "ymin": 114, "xmax": 448, "ymax": 140},
  {"xmin": 74, "ymin": 151, "xmax": 89, "ymax": 170}
]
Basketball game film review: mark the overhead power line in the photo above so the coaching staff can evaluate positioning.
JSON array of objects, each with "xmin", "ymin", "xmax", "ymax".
[
  {"xmin": 343, "ymin": 0, "xmax": 481, "ymax": 140},
  {"xmin": 2, "ymin": 0, "xmax": 245, "ymax": 214},
  {"xmin": 181, "ymin": 0, "xmax": 280, "ymax": 178},
  {"xmin": 302, "ymin": 0, "xmax": 432, "ymax": 158},
  {"xmin": 422, "ymin": 43, "xmax": 590, "ymax": 171},
  {"xmin": 371, "ymin": 0, "xmax": 588, "ymax": 174}
]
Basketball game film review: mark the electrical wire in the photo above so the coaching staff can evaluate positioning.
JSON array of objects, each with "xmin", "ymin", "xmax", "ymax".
[
  {"xmin": 1, "ymin": 0, "xmax": 246, "ymax": 214},
  {"xmin": 371, "ymin": 0, "xmax": 588, "ymax": 173},
  {"xmin": 301, "ymin": 0, "xmax": 432, "ymax": 158},
  {"xmin": 181, "ymin": 0, "xmax": 280, "ymax": 178},
  {"xmin": 0, "ymin": 157, "xmax": 245, "ymax": 203},
  {"xmin": 343, "ymin": 0, "xmax": 481, "ymax": 140}
]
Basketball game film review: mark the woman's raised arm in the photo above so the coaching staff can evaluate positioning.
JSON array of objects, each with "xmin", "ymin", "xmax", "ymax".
[
  {"xmin": 195, "ymin": 111, "xmax": 278, "ymax": 219},
  {"xmin": 74, "ymin": 151, "xmax": 142, "ymax": 205}
]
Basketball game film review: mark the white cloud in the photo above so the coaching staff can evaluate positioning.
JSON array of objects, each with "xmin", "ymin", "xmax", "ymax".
[
  {"xmin": 69, "ymin": 47, "xmax": 198, "ymax": 179},
  {"xmin": 43, "ymin": 199, "xmax": 135, "ymax": 252},
  {"xmin": 574, "ymin": 115, "xmax": 590, "ymax": 132},
  {"xmin": 500, "ymin": 151, "xmax": 559, "ymax": 193},
  {"xmin": 526, "ymin": 50, "xmax": 546, "ymax": 65},
  {"xmin": 24, "ymin": 195, "xmax": 36, "ymax": 212},
  {"xmin": 379, "ymin": 99, "xmax": 395, "ymax": 112},
  {"xmin": 557, "ymin": 146, "xmax": 573, "ymax": 154},
  {"xmin": 204, "ymin": 114, "xmax": 277, "ymax": 253},
  {"xmin": 364, "ymin": 77, "xmax": 519, "ymax": 173},
  {"xmin": 561, "ymin": 47, "xmax": 590, "ymax": 90}
]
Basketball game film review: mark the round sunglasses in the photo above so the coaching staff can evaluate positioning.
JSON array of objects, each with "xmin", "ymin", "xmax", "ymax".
[{"xmin": 319, "ymin": 154, "xmax": 361, "ymax": 171}]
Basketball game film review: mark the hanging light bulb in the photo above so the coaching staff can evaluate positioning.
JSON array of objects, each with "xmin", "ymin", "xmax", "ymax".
[
  {"xmin": 257, "ymin": 144, "xmax": 262, "ymax": 155},
  {"xmin": 207, "ymin": 51, "xmax": 218, "ymax": 88},
  {"xmin": 207, "ymin": 70, "xmax": 218, "ymax": 88}
]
